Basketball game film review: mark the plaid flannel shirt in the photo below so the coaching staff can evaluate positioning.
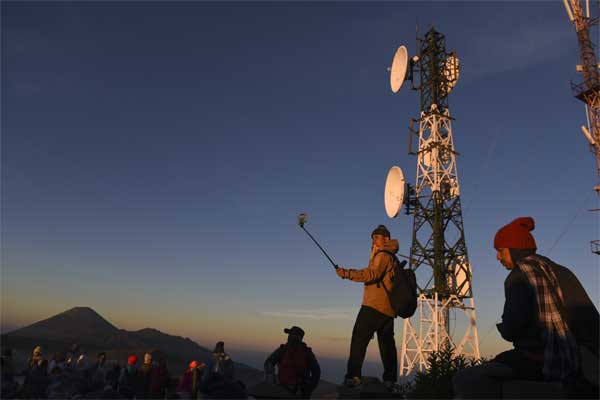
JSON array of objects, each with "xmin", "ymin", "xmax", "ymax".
[{"xmin": 517, "ymin": 254, "xmax": 578, "ymax": 381}]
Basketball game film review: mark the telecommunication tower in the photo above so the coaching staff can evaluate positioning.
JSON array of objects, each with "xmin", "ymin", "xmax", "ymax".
[
  {"xmin": 562, "ymin": 0, "xmax": 600, "ymax": 254},
  {"xmin": 384, "ymin": 28, "xmax": 480, "ymax": 377}
]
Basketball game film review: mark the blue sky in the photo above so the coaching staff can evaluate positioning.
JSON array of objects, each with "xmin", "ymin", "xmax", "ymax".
[{"xmin": 2, "ymin": 1, "xmax": 599, "ymax": 372}]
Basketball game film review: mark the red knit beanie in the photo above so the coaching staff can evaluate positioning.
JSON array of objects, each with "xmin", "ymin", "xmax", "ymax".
[
  {"xmin": 494, "ymin": 217, "xmax": 537, "ymax": 250},
  {"xmin": 127, "ymin": 355, "xmax": 137, "ymax": 365}
]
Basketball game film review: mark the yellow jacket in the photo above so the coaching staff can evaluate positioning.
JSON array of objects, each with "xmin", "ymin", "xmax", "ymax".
[{"xmin": 339, "ymin": 239, "xmax": 399, "ymax": 317}]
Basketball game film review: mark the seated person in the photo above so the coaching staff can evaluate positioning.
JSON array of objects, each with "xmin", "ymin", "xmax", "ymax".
[{"xmin": 453, "ymin": 217, "xmax": 599, "ymax": 398}]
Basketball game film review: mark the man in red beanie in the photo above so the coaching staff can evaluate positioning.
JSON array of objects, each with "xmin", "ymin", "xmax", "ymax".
[{"xmin": 453, "ymin": 217, "xmax": 599, "ymax": 398}]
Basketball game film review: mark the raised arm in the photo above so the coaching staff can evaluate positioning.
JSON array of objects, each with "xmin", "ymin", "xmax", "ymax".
[{"xmin": 336, "ymin": 252, "xmax": 393, "ymax": 283}]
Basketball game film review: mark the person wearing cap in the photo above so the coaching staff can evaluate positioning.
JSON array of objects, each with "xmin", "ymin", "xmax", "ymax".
[
  {"xmin": 453, "ymin": 217, "xmax": 599, "ymax": 398},
  {"xmin": 263, "ymin": 326, "xmax": 321, "ymax": 398},
  {"xmin": 335, "ymin": 224, "xmax": 400, "ymax": 389}
]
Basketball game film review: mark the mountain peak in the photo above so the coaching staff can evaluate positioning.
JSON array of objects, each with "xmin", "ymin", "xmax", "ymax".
[
  {"xmin": 64, "ymin": 306, "xmax": 100, "ymax": 315},
  {"xmin": 7, "ymin": 306, "xmax": 118, "ymax": 347}
]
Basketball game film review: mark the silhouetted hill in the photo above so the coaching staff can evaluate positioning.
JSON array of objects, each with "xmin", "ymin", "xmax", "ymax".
[
  {"xmin": 4, "ymin": 307, "xmax": 213, "ymax": 363},
  {"xmin": 100, "ymin": 328, "xmax": 149, "ymax": 349},
  {"xmin": 133, "ymin": 328, "xmax": 208, "ymax": 355},
  {"xmin": 6, "ymin": 307, "xmax": 118, "ymax": 346}
]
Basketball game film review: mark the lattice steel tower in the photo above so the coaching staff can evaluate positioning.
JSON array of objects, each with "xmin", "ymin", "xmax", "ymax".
[
  {"xmin": 388, "ymin": 28, "xmax": 480, "ymax": 377},
  {"xmin": 563, "ymin": 0, "xmax": 600, "ymax": 254}
]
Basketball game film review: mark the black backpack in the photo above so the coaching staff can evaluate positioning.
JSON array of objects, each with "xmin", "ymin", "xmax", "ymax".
[{"xmin": 375, "ymin": 250, "xmax": 418, "ymax": 318}]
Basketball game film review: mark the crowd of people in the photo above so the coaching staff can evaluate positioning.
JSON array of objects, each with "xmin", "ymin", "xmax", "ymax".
[
  {"xmin": 0, "ymin": 335, "xmax": 321, "ymax": 399},
  {"xmin": 0, "ymin": 341, "xmax": 245, "ymax": 399}
]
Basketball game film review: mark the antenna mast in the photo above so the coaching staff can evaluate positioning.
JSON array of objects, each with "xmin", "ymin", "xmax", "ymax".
[
  {"xmin": 563, "ymin": 0, "xmax": 600, "ymax": 254},
  {"xmin": 391, "ymin": 28, "xmax": 480, "ymax": 377}
]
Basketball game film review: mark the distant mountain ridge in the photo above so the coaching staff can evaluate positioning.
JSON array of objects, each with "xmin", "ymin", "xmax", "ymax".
[{"xmin": 4, "ymin": 306, "xmax": 214, "ymax": 363}]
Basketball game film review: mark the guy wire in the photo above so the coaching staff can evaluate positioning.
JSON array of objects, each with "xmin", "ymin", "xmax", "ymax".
[
  {"xmin": 478, "ymin": 318, "xmax": 502, "ymax": 349},
  {"xmin": 548, "ymin": 190, "xmax": 595, "ymax": 255}
]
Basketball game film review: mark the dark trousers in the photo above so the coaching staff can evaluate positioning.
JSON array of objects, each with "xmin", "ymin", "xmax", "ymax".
[
  {"xmin": 452, "ymin": 350, "xmax": 543, "ymax": 399},
  {"xmin": 345, "ymin": 305, "xmax": 397, "ymax": 382},
  {"xmin": 492, "ymin": 349, "xmax": 544, "ymax": 380}
]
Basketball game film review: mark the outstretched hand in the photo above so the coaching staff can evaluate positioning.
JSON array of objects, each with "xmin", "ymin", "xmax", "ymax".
[{"xmin": 336, "ymin": 268, "xmax": 347, "ymax": 279}]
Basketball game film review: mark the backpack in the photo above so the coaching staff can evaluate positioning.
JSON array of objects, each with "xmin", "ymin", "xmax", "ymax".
[
  {"xmin": 375, "ymin": 250, "xmax": 418, "ymax": 318},
  {"xmin": 277, "ymin": 344, "xmax": 309, "ymax": 386}
]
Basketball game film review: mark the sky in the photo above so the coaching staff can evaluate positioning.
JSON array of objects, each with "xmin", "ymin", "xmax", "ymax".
[{"xmin": 2, "ymin": 0, "xmax": 599, "ymax": 379}]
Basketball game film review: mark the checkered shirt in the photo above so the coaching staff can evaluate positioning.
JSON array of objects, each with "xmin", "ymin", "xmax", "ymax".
[{"xmin": 517, "ymin": 254, "xmax": 578, "ymax": 381}]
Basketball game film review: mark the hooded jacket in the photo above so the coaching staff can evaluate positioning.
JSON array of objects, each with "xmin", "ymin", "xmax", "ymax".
[{"xmin": 339, "ymin": 239, "xmax": 400, "ymax": 317}]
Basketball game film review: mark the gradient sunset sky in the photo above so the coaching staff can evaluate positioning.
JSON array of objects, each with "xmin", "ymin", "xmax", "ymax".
[{"xmin": 2, "ymin": 1, "xmax": 599, "ymax": 365}]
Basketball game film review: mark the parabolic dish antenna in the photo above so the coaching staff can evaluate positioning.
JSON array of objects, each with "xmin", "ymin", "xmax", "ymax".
[
  {"xmin": 443, "ymin": 53, "xmax": 460, "ymax": 93},
  {"xmin": 384, "ymin": 166, "xmax": 406, "ymax": 218},
  {"xmin": 390, "ymin": 46, "xmax": 408, "ymax": 93},
  {"xmin": 420, "ymin": 138, "xmax": 433, "ymax": 167}
]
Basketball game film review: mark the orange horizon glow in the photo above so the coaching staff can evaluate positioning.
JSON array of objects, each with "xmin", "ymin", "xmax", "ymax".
[{"xmin": 1, "ymin": 300, "xmax": 511, "ymax": 363}]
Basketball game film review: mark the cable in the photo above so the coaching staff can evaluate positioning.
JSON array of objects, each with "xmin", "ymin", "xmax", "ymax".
[
  {"xmin": 548, "ymin": 191, "xmax": 595, "ymax": 255},
  {"xmin": 478, "ymin": 319, "xmax": 501, "ymax": 349},
  {"xmin": 464, "ymin": 130, "xmax": 499, "ymax": 215}
]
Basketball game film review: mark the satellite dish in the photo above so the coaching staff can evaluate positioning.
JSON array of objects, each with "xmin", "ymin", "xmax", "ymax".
[
  {"xmin": 443, "ymin": 53, "xmax": 460, "ymax": 94},
  {"xmin": 423, "ymin": 150, "xmax": 432, "ymax": 167},
  {"xmin": 390, "ymin": 46, "xmax": 408, "ymax": 93},
  {"xmin": 420, "ymin": 138, "xmax": 432, "ymax": 167},
  {"xmin": 384, "ymin": 166, "xmax": 406, "ymax": 218}
]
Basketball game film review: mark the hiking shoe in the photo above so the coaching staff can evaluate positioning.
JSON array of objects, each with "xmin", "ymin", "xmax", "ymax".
[{"xmin": 343, "ymin": 376, "xmax": 363, "ymax": 388}]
